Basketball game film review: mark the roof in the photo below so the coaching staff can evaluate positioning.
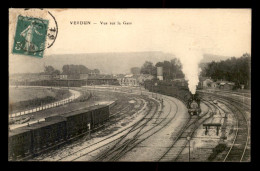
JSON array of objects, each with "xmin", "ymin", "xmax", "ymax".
[
  {"xmin": 219, "ymin": 82, "xmax": 235, "ymax": 86},
  {"xmin": 9, "ymin": 119, "xmax": 66, "ymax": 137},
  {"xmin": 88, "ymin": 74, "xmax": 116, "ymax": 79},
  {"xmin": 173, "ymin": 78, "xmax": 186, "ymax": 82},
  {"xmin": 203, "ymin": 79, "xmax": 213, "ymax": 82},
  {"xmin": 9, "ymin": 126, "xmax": 31, "ymax": 137},
  {"xmin": 125, "ymin": 74, "xmax": 133, "ymax": 78},
  {"xmin": 216, "ymin": 80, "xmax": 229, "ymax": 84},
  {"xmin": 61, "ymin": 104, "xmax": 108, "ymax": 118},
  {"xmin": 199, "ymin": 77, "xmax": 211, "ymax": 81}
]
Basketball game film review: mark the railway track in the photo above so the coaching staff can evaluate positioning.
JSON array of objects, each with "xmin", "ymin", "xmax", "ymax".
[
  {"xmin": 30, "ymin": 93, "xmax": 148, "ymax": 161},
  {"xmin": 200, "ymin": 93, "xmax": 250, "ymax": 162},
  {"xmin": 158, "ymin": 98, "xmax": 215, "ymax": 161},
  {"xmin": 198, "ymin": 91, "xmax": 251, "ymax": 111},
  {"xmin": 60, "ymin": 97, "xmax": 161, "ymax": 161},
  {"xmin": 91, "ymin": 96, "xmax": 179, "ymax": 161},
  {"xmin": 37, "ymin": 96, "xmax": 157, "ymax": 161},
  {"xmin": 218, "ymin": 98, "xmax": 250, "ymax": 162},
  {"xmin": 76, "ymin": 97, "xmax": 163, "ymax": 161}
]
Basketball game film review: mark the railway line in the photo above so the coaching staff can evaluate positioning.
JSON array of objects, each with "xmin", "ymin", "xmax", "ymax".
[
  {"xmin": 31, "ymin": 92, "xmax": 155, "ymax": 161},
  {"xmin": 91, "ymin": 96, "xmax": 178, "ymax": 161},
  {"xmin": 53, "ymin": 93, "xmax": 182, "ymax": 161},
  {"xmin": 158, "ymin": 98, "xmax": 216, "ymax": 161},
  {"xmin": 90, "ymin": 99, "xmax": 161, "ymax": 161},
  {"xmin": 200, "ymin": 93, "xmax": 250, "ymax": 162},
  {"xmin": 13, "ymin": 84, "xmax": 250, "ymax": 162},
  {"xmin": 57, "ymin": 97, "xmax": 160, "ymax": 161},
  {"xmin": 217, "ymin": 99, "xmax": 250, "ymax": 162}
]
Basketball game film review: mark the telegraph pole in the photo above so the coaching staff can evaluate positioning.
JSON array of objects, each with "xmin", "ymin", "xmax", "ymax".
[{"xmin": 187, "ymin": 136, "xmax": 191, "ymax": 162}]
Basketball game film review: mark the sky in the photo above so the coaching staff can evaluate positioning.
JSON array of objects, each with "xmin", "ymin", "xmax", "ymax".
[{"xmin": 9, "ymin": 9, "xmax": 251, "ymax": 74}]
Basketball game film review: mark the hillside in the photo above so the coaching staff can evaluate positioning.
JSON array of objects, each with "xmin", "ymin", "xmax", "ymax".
[
  {"xmin": 43, "ymin": 51, "xmax": 176, "ymax": 74},
  {"xmin": 10, "ymin": 52, "xmax": 232, "ymax": 75}
]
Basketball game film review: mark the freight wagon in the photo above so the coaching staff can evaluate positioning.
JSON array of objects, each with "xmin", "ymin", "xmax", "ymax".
[{"xmin": 8, "ymin": 105, "xmax": 110, "ymax": 160}]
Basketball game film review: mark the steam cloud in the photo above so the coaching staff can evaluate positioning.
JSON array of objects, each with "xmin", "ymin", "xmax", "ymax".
[{"xmin": 173, "ymin": 36, "xmax": 204, "ymax": 94}]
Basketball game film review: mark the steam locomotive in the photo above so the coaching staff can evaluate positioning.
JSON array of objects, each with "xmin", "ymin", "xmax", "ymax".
[
  {"xmin": 143, "ymin": 80, "xmax": 201, "ymax": 115},
  {"xmin": 187, "ymin": 93, "xmax": 201, "ymax": 115}
]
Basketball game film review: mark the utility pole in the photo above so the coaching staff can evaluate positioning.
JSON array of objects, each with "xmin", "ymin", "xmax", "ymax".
[
  {"xmin": 187, "ymin": 136, "xmax": 191, "ymax": 162},
  {"xmin": 152, "ymin": 85, "xmax": 154, "ymax": 98},
  {"xmin": 155, "ymin": 82, "xmax": 158, "ymax": 99}
]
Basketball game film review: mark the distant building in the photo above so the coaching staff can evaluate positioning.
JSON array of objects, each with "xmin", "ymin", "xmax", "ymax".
[
  {"xmin": 219, "ymin": 82, "xmax": 235, "ymax": 90},
  {"xmin": 87, "ymin": 74, "xmax": 119, "ymax": 85},
  {"xmin": 79, "ymin": 73, "xmax": 88, "ymax": 80},
  {"xmin": 121, "ymin": 74, "xmax": 139, "ymax": 86},
  {"xmin": 59, "ymin": 74, "xmax": 68, "ymax": 79},
  {"xmin": 41, "ymin": 74, "xmax": 52, "ymax": 80},
  {"xmin": 117, "ymin": 74, "xmax": 154, "ymax": 86},
  {"xmin": 137, "ymin": 74, "xmax": 154, "ymax": 85},
  {"xmin": 67, "ymin": 74, "xmax": 80, "ymax": 79},
  {"xmin": 157, "ymin": 67, "xmax": 163, "ymax": 80},
  {"xmin": 211, "ymin": 82, "xmax": 218, "ymax": 88},
  {"xmin": 202, "ymin": 78, "xmax": 213, "ymax": 88},
  {"xmin": 173, "ymin": 78, "xmax": 187, "ymax": 87},
  {"xmin": 199, "ymin": 77, "xmax": 214, "ymax": 89}
]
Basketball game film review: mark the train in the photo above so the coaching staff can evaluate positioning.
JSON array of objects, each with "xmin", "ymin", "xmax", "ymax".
[
  {"xmin": 8, "ymin": 105, "xmax": 110, "ymax": 160},
  {"xmin": 186, "ymin": 93, "xmax": 201, "ymax": 115},
  {"xmin": 144, "ymin": 79, "xmax": 201, "ymax": 115}
]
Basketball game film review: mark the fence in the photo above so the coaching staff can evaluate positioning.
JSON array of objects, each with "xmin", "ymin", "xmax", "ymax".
[{"xmin": 9, "ymin": 95, "xmax": 77, "ymax": 118}]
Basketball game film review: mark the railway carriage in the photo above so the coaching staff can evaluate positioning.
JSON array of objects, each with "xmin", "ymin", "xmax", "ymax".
[
  {"xmin": 29, "ymin": 119, "xmax": 67, "ymax": 152},
  {"xmin": 8, "ymin": 128, "xmax": 32, "ymax": 159},
  {"xmin": 8, "ymin": 104, "xmax": 110, "ymax": 160}
]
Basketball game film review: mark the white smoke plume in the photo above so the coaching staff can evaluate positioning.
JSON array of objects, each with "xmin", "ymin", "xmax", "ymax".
[{"xmin": 173, "ymin": 36, "xmax": 204, "ymax": 94}]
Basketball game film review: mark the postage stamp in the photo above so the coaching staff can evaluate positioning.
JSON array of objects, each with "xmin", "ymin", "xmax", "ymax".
[{"xmin": 12, "ymin": 15, "xmax": 49, "ymax": 58}]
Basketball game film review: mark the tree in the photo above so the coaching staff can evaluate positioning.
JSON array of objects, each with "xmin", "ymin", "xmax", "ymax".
[
  {"xmin": 93, "ymin": 69, "xmax": 100, "ymax": 74},
  {"xmin": 140, "ymin": 61, "xmax": 157, "ymax": 76},
  {"xmin": 130, "ymin": 67, "xmax": 141, "ymax": 75},
  {"xmin": 52, "ymin": 69, "xmax": 60, "ymax": 75},
  {"xmin": 62, "ymin": 65, "xmax": 70, "ymax": 75},
  {"xmin": 202, "ymin": 54, "xmax": 251, "ymax": 89},
  {"xmin": 62, "ymin": 64, "xmax": 101, "ymax": 75},
  {"xmin": 154, "ymin": 58, "xmax": 184, "ymax": 80},
  {"xmin": 44, "ymin": 66, "xmax": 55, "ymax": 75}
]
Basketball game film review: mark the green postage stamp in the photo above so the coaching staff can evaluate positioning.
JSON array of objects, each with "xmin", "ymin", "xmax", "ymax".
[{"xmin": 12, "ymin": 15, "xmax": 49, "ymax": 58}]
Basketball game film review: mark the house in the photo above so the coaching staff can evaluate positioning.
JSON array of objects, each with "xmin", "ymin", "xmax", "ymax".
[
  {"xmin": 41, "ymin": 74, "xmax": 52, "ymax": 80},
  {"xmin": 79, "ymin": 73, "xmax": 88, "ymax": 80},
  {"xmin": 60, "ymin": 74, "xmax": 68, "ymax": 80},
  {"xmin": 117, "ymin": 74, "xmax": 154, "ymax": 86},
  {"xmin": 137, "ymin": 74, "xmax": 154, "ymax": 85},
  {"xmin": 87, "ymin": 74, "xmax": 119, "ymax": 85},
  {"xmin": 172, "ymin": 78, "xmax": 188, "ymax": 87},
  {"xmin": 121, "ymin": 74, "xmax": 139, "ymax": 86},
  {"xmin": 202, "ymin": 79, "xmax": 214, "ymax": 88},
  {"xmin": 219, "ymin": 82, "xmax": 235, "ymax": 90},
  {"xmin": 211, "ymin": 82, "xmax": 218, "ymax": 88}
]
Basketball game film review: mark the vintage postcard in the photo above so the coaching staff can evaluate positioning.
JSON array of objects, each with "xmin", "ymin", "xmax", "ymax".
[{"xmin": 8, "ymin": 8, "xmax": 251, "ymax": 162}]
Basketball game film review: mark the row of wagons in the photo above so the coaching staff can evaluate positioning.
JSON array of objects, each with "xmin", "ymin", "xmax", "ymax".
[{"xmin": 8, "ymin": 105, "xmax": 110, "ymax": 160}]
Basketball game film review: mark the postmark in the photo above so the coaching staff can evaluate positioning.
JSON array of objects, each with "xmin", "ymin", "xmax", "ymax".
[
  {"xmin": 12, "ymin": 15, "xmax": 49, "ymax": 58},
  {"xmin": 46, "ymin": 11, "xmax": 58, "ymax": 49}
]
